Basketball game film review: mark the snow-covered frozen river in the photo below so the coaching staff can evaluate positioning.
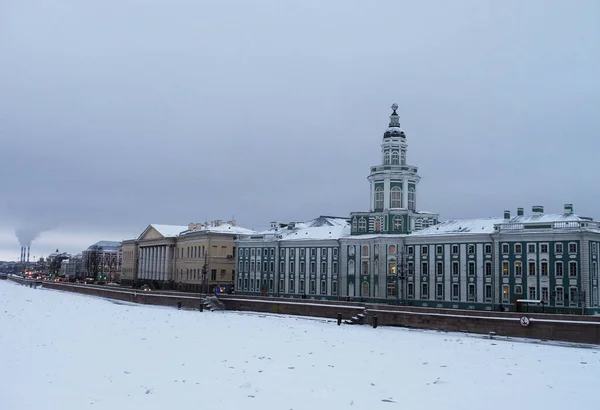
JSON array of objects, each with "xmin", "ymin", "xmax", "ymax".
[{"xmin": 1, "ymin": 280, "xmax": 598, "ymax": 410}]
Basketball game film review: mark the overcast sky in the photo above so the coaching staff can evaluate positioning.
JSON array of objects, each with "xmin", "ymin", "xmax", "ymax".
[{"xmin": 1, "ymin": 0, "xmax": 598, "ymax": 261}]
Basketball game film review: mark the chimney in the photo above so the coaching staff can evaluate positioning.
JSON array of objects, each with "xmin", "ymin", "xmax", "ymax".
[
  {"xmin": 188, "ymin": 223, "xmax": 196, "ymax": 231},
  {"xmin": 503, "ymin": 210, "xmax": 511, "ymax": 220},
  {"xmin": 564, "ymin": 203, "xmax": 573, "ymax": 214},
  {"xmin": 532, "ymin": 205, "xmax": 544, "ymax": 215},
  {"xmin": 215, "ymin": 220, "xmax": 222, "ymax": 226},
  {"xmin": 517, "ymin": 207, "xmax": 524, "ymax": 216},
  {"xmin": 27, "ymin": 246, "xmax": 30, "ymax": 263}
]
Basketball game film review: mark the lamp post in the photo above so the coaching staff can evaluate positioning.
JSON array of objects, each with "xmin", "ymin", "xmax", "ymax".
[
  {"xmin": 396, "ymin": 250, "xmax": 407, "ymax": 306},
  {"xmin": 201, "ymin": 253, "xmax": 208, "ymax": 294}
]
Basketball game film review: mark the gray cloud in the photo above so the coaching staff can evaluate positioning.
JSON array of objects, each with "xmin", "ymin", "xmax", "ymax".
[{"xmin": 0, "ymin": 0, "xmax": 599, "ymax": 253}]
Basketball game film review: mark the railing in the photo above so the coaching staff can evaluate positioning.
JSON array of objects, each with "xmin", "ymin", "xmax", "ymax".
[{"xmin": 370, "ymin": 165, "xmax": 418, "ymax": 173}]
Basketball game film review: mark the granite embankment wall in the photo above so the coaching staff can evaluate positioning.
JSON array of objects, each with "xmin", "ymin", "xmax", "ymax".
[{"xmin": 8, "ymin": 276, "xmax": 600, "ymax": 345}]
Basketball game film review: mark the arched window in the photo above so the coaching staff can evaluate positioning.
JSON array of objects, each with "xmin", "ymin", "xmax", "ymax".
[
  {"xmin": 401, "ymin": 151, "xmax": 406, "ymax": 165},
  {"xmin": 374, "ymin": 259, "xmax": 379, "ymax": 275},
  {"xmin": 362, "ymin": 245, "xmax": 369, "ymax": 257},
  {"xmin": 374, "ymin": 187, "xmax": 384, "ymax": 210},
  {"xmin": 384, "ymin": 150, "xmax": 390, "ymax": 165},
  {"xmin": 348, "ymin": 260, "xmax": 355, "ymax": 275},
  {"xmin": 375, "ymin": 218, "xmax": 381, "ymax": 232},
  {"xmin": 390, "ymin": 186, "xmax": 402, "ymax": 208},
  {"xmin": 358, "ymin": 218, "xmax": 367, "ymax": 232},
  {"xmin": 352, "ymin": 218, "xmax": 357, "ymax": 231},
  {"xmin": 391, "ymin": 151, "xmax": 399, "ymax": 165},
  {"xmin": 348, "ymin": 245, "xmax": 355, "ymax": 257},
  {"xmin": 393, "ymin": 216, "xmax": 403, "ymax": 231},
  {"xmin": 388, "ymin": 245, "xmax": 396, "ymax": 255},
  {"xmin": 361, "ymin": 281, "xmax": 369, "ymax": 297},
  {"xmin": 408, "ymin": 187, "xmax": 416, "ymax": 210}
]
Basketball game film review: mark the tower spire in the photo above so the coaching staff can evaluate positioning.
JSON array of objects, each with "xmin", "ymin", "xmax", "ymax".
[{"xmin": 389, "ymin": 103, "xmax": 400, "ymax": 128}]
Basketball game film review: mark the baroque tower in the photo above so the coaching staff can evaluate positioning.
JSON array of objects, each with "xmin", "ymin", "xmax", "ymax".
[{"xmin": 350, "ymin": 104, "xmax": 438, "ymax": 235}]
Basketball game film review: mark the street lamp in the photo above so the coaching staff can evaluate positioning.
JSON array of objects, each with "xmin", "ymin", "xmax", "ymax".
[{"xmin": 396, "ymin": 251, "xmax": 408, "ymax": 306}]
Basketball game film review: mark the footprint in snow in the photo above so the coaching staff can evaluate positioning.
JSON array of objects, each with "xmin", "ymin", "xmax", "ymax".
[{"xmin": 381, "ymin": 399, "xmax": 396, "ymax": 403}]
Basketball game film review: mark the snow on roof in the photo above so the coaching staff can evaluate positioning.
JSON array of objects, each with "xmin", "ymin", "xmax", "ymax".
[
  {"xmin": 90, "ymin": 241, "xmax": 121, "ymax": 249},
  {"xmin": 409, "ymin": 217, "xmax": 505, "ymax": 236},
  {"xmin": 250, "ymin": 216, "xmax": 351, "ymax": 241},
  {"xmin": 150, "ymin": 224, "xmax": 189, "ymax": 238},
  {"xmin": 509, "ymin": 213, "xmax": 590, "ymax": 224},
  {"xmin": 184, "ymin": 223, "xmax": 256, "ymax": 236}
]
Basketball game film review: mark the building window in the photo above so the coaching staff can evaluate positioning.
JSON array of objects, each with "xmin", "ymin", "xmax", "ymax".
[
  {"xmin": 468, "ymin": 284, "xmax": 475, "ymax": 300},
  {"xmin": 389, "ymin": 245, "xmax": 396, "ymax": 255},
  {"xmin": 321, "ymin": 261, "xmax": 327, "ymax": 273},
  {"xmin": 502, "ymin": 285, "xmax": 510, "ymax": 301},
  {"xmin": 362, "ymin": 245, "xmax": 369, "ymax": 257},
  {"xmin": 389, "ymin": 263, "xmax": 396, "ymax": 275},
  {"xmin": 528, "ymin": 287, "xmax": 536, "ymax": 300},
  {"xmin": 348, "ymin": 246, "xmax": 355, "ymax": 257},
  {"xmin": 310, "ymin": 248, "xmax": 316, "ymax": 258},
  {"xmin": 270, "ymin": 248, "xmax": 275, "ymax": 257},
  {"xmin": 390, "ymin": 186, "xmax": 402, "ymax": 208},
  {"xmin": 436, "ymin": 262, "xmax": 443, "ymax": 276},
  {"xmin": 502, "ymin": 261, "xmax": 509, "ymax": 276},
  {"xmin": 569, "ymin": 242, "xmax": 577, "ymax": 253},
  {"xmin": 352, "ymin": 218, "xmax": 357, "ymax": 232},
  {"xmin": 332, "ymin": 262, "xmax": 338, "ymax": 274},
  {"xmin": 246, "ymin": 248, "xmax": 251, "ymax": 257},
  {"xmin": 541, "ymin": 287, "xmax": 549, "ymax": 302},
  {"xmin": 280, "ymin": 248, "xmax": 285, "ymax": 258},
  {"xmin": 502, "ymin": 244, "xmax": 509, "ymax": 254},
  {"xmin": 384, "ymin": 150, "xmax": 390, "ymax": 165},
  {"xmin": 485, "ymin": 262, "xmax": 492, "ymax": 276},
  {"xmin": 407, "ymin": 262, "xmax": 414, "ymax": 275},
  {"xmin": 362, "ymin": 261, "xmax": 369, "ymax": 275},
  {"xmin": 468, "ymin": 261, "xmax": 475, "ymax": 276},
  {"xmin": 540, "ymin": 244, "xmax": 548, "ymax": 253},
  {"xmin": 290, "ymin": 249, "xmax": 295, "ymax": 258},
  {"xmin": 436, "ymin": 283, "xmax": 443, "ymax": 299},
  {"xmin": 421, "ymin": 262, "xmax": 428, "ymax": 275},
  {"xmin": 300, "ymin": 261, "xmax": 305, "ymax": 274},
  {"xmin": 279, "ymin": 279, "xmax": 284, "ymax": 292},
  {"xmin": 263, "ymin": 261, "xmax": 268, "ymax": 272},
  {"xmin": 391, "ymin": 150, "xmax": 399, "ymax": 165},
  {"xmin": 515, "ymin": 261, "xmax": 522, "ymax": 276},
  {"xmin": 299, "ymin": 279, "xmax": 305, "ymax": 293},
  {"xmin": 436, "ymin": 245, "xmax": 443, "ymax": 255},
  {"xmin": 555, "ymin": 261, "xmax": 563, "ymax": 277},
  {"xmin": 407, "ymin": 282, "xmax": 414, "ymax": 298},
  {"xmin": 309, "ymin": 280, "xmax": 316, "ymax": 294},
  {"xmin": 358, "ymin": 218, "xmax": 367, "ymax": 232},
  {"xmin": 541, "ymin": 261, "xmax": 548, "ymax": 276},
  {"xmin": 408, "ymin": 188, "xmax": 416, "ymax": 211},
  {"xmin": 374, "ymin": 187, "xmax": 384, "ymax": 210},
  {"xmin": 515, "ymin": 285, "xmax": 522, "ymax": 294},
  {"xmin": 393, "ymin": 216, "xmax": 403, "ymax": 231},
  {"xmin": 555, "ymin": 287, "xmax": 564, "ymax": 304},
  {"xmin": 569, "ymin": 288, "xmax": 578, "ymax": 306},
  {"xmin": 310, "ymin": 262, "xmax": 316, "ymax": 274},
  {"xmin": 514, "ymin": 244, "xmax": 522, "ymax": 254},
  {"xmin": 485, "ymin": 284, "xmax": 492, "ymax": 301},
  {"xmin": 452, "ymin": 261, "xmax": 459, "ymax": 276},
  {"xmin": 211, "ymin": 269, "xmax": 217, "ymax": 281},
  {"xmin": 321, "ymin": 248, "xmax": 327, "ymax": 259},
  {"xmin": 555, "ymin": 243, "xmax": 563, "ymax": 254},
  {"xmin": 484, "ymin": 244, "xmax": 492, "ymax": 254},
  {"xmin": 468, "ymin": 245, "xmax": 475, "ymax": 255},
  {"xmin": 361, "ymin": 281, "xmax": 369, "ymax": 297},
  {"xmin": 421, "ymin": 283, "xmax": 428, "ymax": 299},
  {"xmin": 289, "ymin": 279, "xmax": 295, "ymax": 293},
  {"xmin": 452, "ymin": 283, "xmax": 459, "ymax": 300},
  {"xmin": 407, "ymin": 246, "xmax": 414, "ymax": 255},
  {"xmin": 321, "ymin": 280, "xmax": 326, "ymax": 295},
  {"xmin": 290, "ymin": 261, "xmax": 295, "ymax": 274},
  {"xmin": 569, "ymin": 261, "xmax": 577, "ymax": 277},
  {"xmin": 333, "ymin": 248, "xmax": 338, "ymax": 258},
  {"xmin": 387, "ymin": 281, "xmax": 396, "ymax": 297},
  {"xmin": 452, "ymin": 245, "xmax": 459, "ymax": 255},
  {"xmin": 348, "ymin": 260, "xmax": 355, "ymax": 275},
  {"xmin": 528, "ymin": 244, "xmax": 535, "ymax": 253},
  {"xmin": 528, "ymin": 262, "xmax": 536, "ymax": 276}
]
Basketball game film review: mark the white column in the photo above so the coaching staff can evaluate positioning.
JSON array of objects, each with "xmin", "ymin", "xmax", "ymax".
[
  {"xmin": 153, "ymin": 247, "xmax": 157, "ymax": 280},
  {"xmin": 150, "ymin": 247, "xmax": 154, "ymax": 280},
  {"xmin": 141, "ymin": 248, "xmax": 147, "ymax": 280},
  {"xmin": 402, "ymin": 179, "xmax": 408, "ymax": 209},
  {"xmin": 160, "ymin": 246, "xmax": 166, "ymax": 281},
  {"xmin": 166, "ymin": 246, "xmax": 173, "ymax": 282}
]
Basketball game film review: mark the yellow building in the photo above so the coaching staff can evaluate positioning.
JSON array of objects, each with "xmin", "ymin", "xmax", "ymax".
[{"xmin": 120, "ymin": 220, "xmax": 255, "ymax": 292}]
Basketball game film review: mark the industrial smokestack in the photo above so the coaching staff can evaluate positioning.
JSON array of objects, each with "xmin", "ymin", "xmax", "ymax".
[
  {"xmin": 20, "ymin": 247, "xmax": 24, "ymax": 263},
  {"xmin": 27, "ymin": 246, "xmax": 30, "ymax": 263}
]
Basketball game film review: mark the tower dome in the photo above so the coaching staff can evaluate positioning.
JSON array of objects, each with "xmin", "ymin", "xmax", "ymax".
[{"xmin": 383, "ymin": 103, "xmax": 406, "ymax": 139}]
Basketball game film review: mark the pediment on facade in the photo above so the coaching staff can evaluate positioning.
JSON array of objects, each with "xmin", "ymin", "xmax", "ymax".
[{"xmin": 137, "ymin": 225, "xmax": 165, "ymax": 241}]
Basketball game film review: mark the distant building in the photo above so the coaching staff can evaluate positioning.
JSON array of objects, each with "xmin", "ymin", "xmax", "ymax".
[
  {"xmin": 235, "ymin": 105, "xmax": 600, "ymax": 314},
  {"xmin": 82, "ymin": 241, "xmax": 121, "ymax": 282}
]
